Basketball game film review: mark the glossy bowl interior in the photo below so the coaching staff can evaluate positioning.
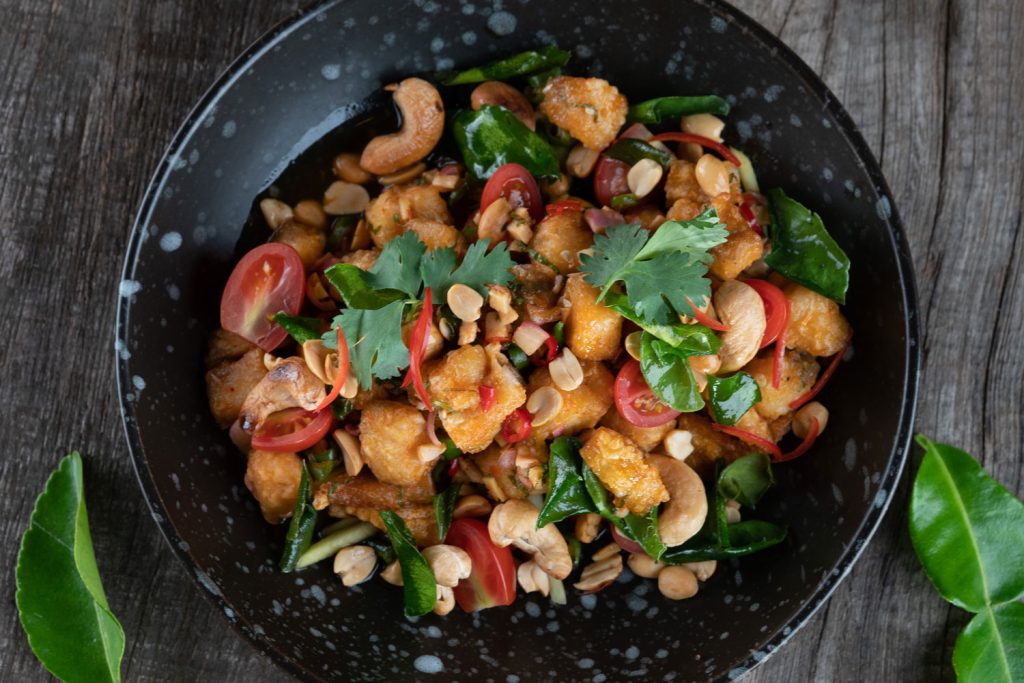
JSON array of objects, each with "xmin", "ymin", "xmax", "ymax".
[{"xmin": 116, "ymin": 1, "xmax": 919, "ymax": 680}]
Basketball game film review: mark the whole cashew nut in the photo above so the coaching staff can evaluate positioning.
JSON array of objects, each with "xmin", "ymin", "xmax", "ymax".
[
  {"xmin": 713, "ymin": 280, "xmax": 767, "ymax": 372},
  {"xmin": 471, "ymin": 81, "xmax": 536, "ymax": 130},
  {"xmin": 360, "ymin": 78, "xmax": 445, "ymax": 175},
  {"xmin": 487, "ymin": 500, "xmax": 572, "ymax": 580},
  {"xmin": 422, "ymin": 544, "xmax": 472, "ymax": 588},
  {"xmin": 649, "ymin": 455, "xmax": 708, "ymax": 547}
]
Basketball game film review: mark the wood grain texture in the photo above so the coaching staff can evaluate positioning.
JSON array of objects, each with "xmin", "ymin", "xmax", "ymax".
[{"xmin": 0, "ymin": 0, "xmax": 1020, "ymax": 681}]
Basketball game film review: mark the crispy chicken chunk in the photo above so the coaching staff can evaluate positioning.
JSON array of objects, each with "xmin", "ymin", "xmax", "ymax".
[
  {"xmin": 527, "ymin": 360, "xmax": 614, "ymax": 440},
  {"xmin": 364, "ymin": 184, "xmax": 451, "ymax": 248},
  {"xmin": 245, "ymin": 450, "xmax": 303, "ymax": 523},
  {"xmin": 665, "ymin": 160, "xmax": 706, "ymax": 207},
  {"xmin": 271, "ymin": 219, "xmax": 326, "ymax": 269},
  {"xmin": 580, "ymin": 427, "xmax": 669, "ymax": 515},
  {"xmin": 531, "ymin": 210, "xmax": 593, "ymax": 274},
  {"xmin": 600, "ymin": 406, "xmax": 675, "ymax": 452},
  {"xmin": 564, "ymin": 273, "xmax": 622, "ymax": 361},
  {"xmin": 205, "ymin": 348, "xmax": 267, "ymax": 428},
  {"xmin": 539, "ymin": 76, "xmax": 628, "ymax": 151},
  {"xmin": 675, "ymin": 412, "xmax": 755, "ymax": 478},
  {"xmin": 358, "ymin": 400, "xmax": 435, "ymax": 486},
  {"xmin": 512, "ymin": 263, "xmax": 562, "ymax": 324},
  {"xmin": 783, "ymin": 282, "xmax": 851, "ymax": 357},
  {"xmin": 339, "ymin": 248, "xmax": 379, "ymax": 270},
  {"xmin": 404, "ymin": 218, "xmax": 467, "ymax": 254},
  {"xmin": 708, "ymin": 196, "xmax": 763, "ymax": 281},
  {"xmin": 322, "ymin": 472, "xmax": 438, "ymax": 545},
  {"xmin": 427, "ymin": 344, "xmax": 527, "ymax": 453},
  {"xmin": 744, "ymin": 350, "xmax": 820, "ymax": 421},
  {"xmin": 205, "ymin": 328, "xmax": 256, "ymax": 369}
]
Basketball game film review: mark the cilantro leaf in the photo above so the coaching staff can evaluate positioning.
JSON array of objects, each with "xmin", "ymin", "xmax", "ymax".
[
  {"xmin": 365, "ymin": 231, "xmax": 426, "ymax": 296},
  {"xmin": 323, "ymin": 264, "xmax": 408, "ymax": 310},
  {"xmin": 580, "ymin": 208, "xmax": 728, "ymax": 323},
  {"xmin": 327, "ymin": 301, "xmax": 409, "ymax": 389},
  {"xmin": 421, "ymin": 240, "xmax": 515, "ymax": 298}
]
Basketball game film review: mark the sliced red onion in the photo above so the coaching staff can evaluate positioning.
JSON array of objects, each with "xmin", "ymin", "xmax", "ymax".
[
  {"xmin": 344, "ymin": 422, "xmax": 360, "ymax": 436},
  {"xmin": 585, "ymin": 207, "xmax": 626, "ymax": 234},
  {"xmin": 425, "ymin": 410, "xmax": 442, "ymax": 446}
]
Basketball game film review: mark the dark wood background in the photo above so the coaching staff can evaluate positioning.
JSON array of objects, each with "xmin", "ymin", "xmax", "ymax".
[{"xmin": 1, "ymin": 0, "xmax": 1021, "ymax": 680}]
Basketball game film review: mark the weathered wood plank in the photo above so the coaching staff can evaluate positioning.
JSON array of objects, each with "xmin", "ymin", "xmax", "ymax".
[{"xmin": 0, "ymin": 0, "xmax": 1020, "ymax": 681}]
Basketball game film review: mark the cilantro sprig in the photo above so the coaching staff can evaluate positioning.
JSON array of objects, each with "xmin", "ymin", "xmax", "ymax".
[
  {"xmin": 579, "ymin": 208, "xmax": 728, "ymax": 325},
  {"xmin": 321, "ymin": 232, "xmax": 515, "ymax": 389}
]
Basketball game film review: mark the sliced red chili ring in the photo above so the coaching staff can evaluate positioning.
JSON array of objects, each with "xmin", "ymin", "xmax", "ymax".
[
  {"xmin": 501, "ymin": 408, "xmax": 533, "ymax": 444},
  {"xmin": 686, "ymin": 297, "xmax": 729, "ymax": 332},
  {"xmin": 788, "ymin": 329, "xmax": 853, "ymax": 411},
  {"xmin": 776, "ymin": 417, "xmax": 821, "ymax": 463},
  {"xmin": 402, "ymin": 288, "xmax": 434, "ymax": 408},
  {"xmin": 530, "ymin": 335, "xmax": 558, "ymax": 366},
  {"xmin": 479, "ymin": 385, "xmax": 496, "ymax": 413},
  {"xmin": 648, "ymin": 132, "xmax": 741, "ymax": 166},
  {"xmin": 313, "ymin": 323, "xmax": 350, "ymax": 412}
]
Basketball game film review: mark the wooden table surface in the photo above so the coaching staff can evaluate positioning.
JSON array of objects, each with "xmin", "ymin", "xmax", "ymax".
[{"xmin": 2, "ymin": 0, "xmax": 1021, "ymax": 680}]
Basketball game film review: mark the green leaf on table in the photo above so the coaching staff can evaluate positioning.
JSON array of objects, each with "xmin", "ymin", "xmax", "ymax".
[
  {"xmin": 537, "ymin": 437, "xmax": 595, "ymax": 527},
  {"xmin": 16, "ymin": 453, "xmax": 125, "ymax": 683},
  {"xmin": 438, "ymin": 45, "xmax": 571, "ymax": 85},
  {"xmin": 909, "ymin": 435, "xmax": 1024, "ymax": 612},
  {"xmin": 453, "ymin": 105, "xmax": 561, "ymax": 180},
  {"xmin": 627, "ymin": 95, "xmax": 730, "ymax": 123},
  {"xmin": 717, "ymin": 454, "xmax": 774, "ymax": 508},
  {"xmin": 421, "ymin": 240, "xmax": 515, "ymax": 299},
  {"xmin": 322, "ymin": 264, "xmax": 408, "ymax": 310},
  {"xmin": 379, "ymin": 511, "xmax": 437, "ymax": 617},
  {"xmin": 580, "ymin": 209, "xmax": 727, "ymax": 324},
  {"xmin": 273, "ymin": 312, "xmax": 322, "ymax": 344},
  {"xmin": 707, "ymin": 372, "xmax": 761, "ymax": 426},
  {"xmin": 953, "ymin": 602, "xmax": 1024, "ymax": 683},
  {"xmin": 638, "ymin": 332, "xmax": 705, "ymax": 412},
  {"xmin": 327, "ymin": 301, "xmax": 409, "ymax": 390},
  {"xmin": 433, "ymin": 483, "xmax": 461, "ymax": 542},
  {"xmin": 279, "ymin": 464, "xmax": 317, "ymax": 572},
  {"xmin": 765, "ymin": 188, "xmax": 850, "ymax": 304}
]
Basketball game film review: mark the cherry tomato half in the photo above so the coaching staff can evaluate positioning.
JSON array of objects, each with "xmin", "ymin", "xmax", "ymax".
[
  {"xmin": 220, "ymin": 243, "xmax": 305, "ymax": 351},
  {"xmin": 480, "ymin": 163, "xmax": 543, "ymax": 221},
  {"xmin": 446, "ymin": 518, "xmax": 517, "ymax": 611},
  {"xmin": 743, "ymin": 279, "xmax": 790, "ymax": 348},
  {"xmin": 613, "ymin": 359, "xmax": 681, "ymax": 428},
  {"xmin": 251, "ymin": 408, "xmax": 333, "ymax": 453}
]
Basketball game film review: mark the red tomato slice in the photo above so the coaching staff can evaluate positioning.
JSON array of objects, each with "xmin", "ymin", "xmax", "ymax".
[
  {"xmin": 480, "ymin": 163, "xmax": 543, "ymax": 221},
  {"xmin": 593, "ymin": 156, "xmax": 630, "ymax": 207},
  {"xmin": 220, "ymin": 243, "xmax": 305, "ymax": 351},
  {"xmin": 446, "ymin": 518, "xmax": 517, "ymax": 611},
  {"xmin": 613, "ymin": 359, "xmax": 681, "ymax": 428},
  {"xmin": 251, "ymin": 408, "xmax": 333, "ymax": 453},
  {"xmin": 743, "ymin": 279, "xmax": 790, "ymax": 348}
]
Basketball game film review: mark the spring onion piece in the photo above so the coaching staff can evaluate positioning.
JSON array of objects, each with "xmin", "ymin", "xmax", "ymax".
[
  {"xmin": 319, "ymin": 516, "xmax": 362, "ymax": 538},
  {"xmin": 507, "ymin": 343, "xmax": 530, "ymax": 371},
  {"xmin": 609, "ymin": 193, "xmax": 640, "ymax": 210},
  {"xmin": 279, "ymin": 466, "xmax": 317, "ymax": 572},
  {"xmin": 549, "ymin": 578, "xmax": 567, "ymax": 605},
  {"xmin": 295, "ymin": 522, "xmax": 378, "ymax": 569}
]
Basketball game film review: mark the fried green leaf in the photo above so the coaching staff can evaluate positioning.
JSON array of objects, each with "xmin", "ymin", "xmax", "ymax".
[
  {"xmin": 439, "ymin": 45, "xmax": 571, "ymax": 85},
  {"xmin": 627, "ymin": 95, "xmax": 730, "ymax": 123},
  {"xmin": 379, "ymin": 511, "xmax": 437, "ymax": 617},
  {"xmin": 717, "ymin": 454, "xmax": 774, "ymax": 508},
  {"xmin": 274, "ymin": 312, "xmax": 322, "ymax": 344},
  {"xmin": 453, "ymin": 105, "xmax": 561, "ymax": 180},
  {"xmin": 433, "ymin": 484, "xmax": 461, "ymax": 542},
  {"xmin": 707, "ymin": 372, "xmax": 761, "ymax": 426},
  {"xmin": 537, "ymin": 437, "xmax": 595, "ymax": 527},
  {"xmin": 280, "ymin": 465, "xmax": 317, "ymax": 572},
  {"xmin": 638, "ymin": 332, "xmax": 704, "ymax": 412}
]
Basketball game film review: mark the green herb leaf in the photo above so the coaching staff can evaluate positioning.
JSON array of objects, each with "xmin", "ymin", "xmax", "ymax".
[
  {"xmin": 274, "ymin": 312, "xmax": 322, "ymax": 344},
  {"xmin": 581, "ymin": 463, "xmax": 666, "ymax": 559},
  {"xmin": 363, "ymin": 535, "xmax": 398, "ymax": 566},
  {"xmin": 604, "ymin": 139, "xmax": 673, "ymax": 169},
  {"xmin": 422, "ymin": 240, "xmax": 516, "ymax": 298},
  {"xmin": 365, "ymin": 231, "xmax": 427, "ymax": 296},
  {"xmin": 909, "ymin": 435, "xmax": 1024, "ymax": 612},
  {"xmin": 280, "ymin": 465, "xmax": 317, "ymax": 572},
  {"xmin": 537, "ymin": 437, "xmax": 596, "ymax": 527},
  {"xmin": 627, "ymin": 95, "xmax": 730, "ymax": 123},
  {"xmin": 379, "ymin": 511, "xmax": 437, "ymax": 617},
  {"xmin": 707, "ymin": 372, "xmax": 761, "ymax": 426},
  {"xmin": 717, "ymin": 454, "xmax": 774, "ymax": 508},
  {"xmin": 765, "ymin": 188, "xmax": 850, "ymax": 304},
  {"xmin": 322, "ymin": 264, "xmax": 408, "ymax": 310},
  {"xmin": 327, "ymin": 301, "xmax": 409, "ymax": 389},
  {"xmin": 16, "ymin": 453, "xmax": 125, "ymax": 683},
  {"xmin": 953, "ymin": 603, "xmax": 1024, "ymax": 683},
  {"xmin": 453, "ymin": 105, "xmax": 561, "ymax": 180},
  {"xmin": 661, "ymin": 520, "xmax": 788, "ymax": 563},
  {"xmin": 603, "ymin": 291, "xmax": 721, "ymax": 353},
  {"xmin": 439, "ymin": 45, "xmax": 571, "ymax": 85},
  {"xmin": 638, "ymin": 332, "xmax": 705, "ymax": 412},
  {"xmin": 609, "ymin": 193, "xmax": 640, "ymax": 210},
  {"xmin": 581, "ymin": 209, "xmax": 728, "ymax": 324},
  {"xmin": 433, "ymin": 484, "xmax": 462, "ymax": 542}
]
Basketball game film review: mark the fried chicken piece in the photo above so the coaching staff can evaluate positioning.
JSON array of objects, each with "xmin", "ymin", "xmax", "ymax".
[
  {"xmin": 205, "ymin": 348, "xmax": 267, "ymax": 428},
  {"xmin": 540, "ymin": 76, "xmax": 627, "ymax": 151},
  {"xmin": 245, "ymin": 450, "xmax": 303, "ymax": 523},
  {"xmin": 579, "ymin": 427, "xmax": 669, "ymax": 515},
  {"xmin": 527, "ymin": 360, "xmax": 614, "ymax": 440},
  {"xmin": 358, "ymin": 400, "xmax": 435, "ymax": 486}
]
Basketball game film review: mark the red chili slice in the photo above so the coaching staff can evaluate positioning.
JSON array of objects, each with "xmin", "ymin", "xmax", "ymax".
[
  {"xmin": 710, "ymin": 423, "xmax": 783, "ymax": 460},
  {"xmin": 531, "ymin": 335, "xmax": 558, "ymax": 366},
  {"xmin": 313, "ymin": 323, "xmax": 350, "ymax": 412},
  {"xmin": 742, "ymin": 279, "xmax": 791, "ymax": 388},
  {"xmin": 251, "ymin": 408, "xmax": 334, "ymax": 453},
  {"xmin": 479, "ymin": 385, "xmax": 496, "ymax": 413},
  {"xmin": 687, "ymin": 297, "xmax": 729, "ymax": 332},
  {"xmin": 613, "ymin": 359, "xmax": 681, "ymax": 428},
  {"xmin": 776, "ymin": 417, "xmax": 821, "ymax": 463},
  {"xmin": 402, "ymin": 288, "xmax": 434, "ymax": 408},
  {"xmin": 501, "ymin": 408, "xmax": 533, "ymax": 444},
  {"xmin": 648, "ymin": 132, "xmax": 741, "ymax": 166},
  {"xmin": 789, "ymin": 329, "xmax": 853, "ymax": 411},
  {"xmin": 739, "ymin": 201, "xmax": 763, "ymax": 237}
]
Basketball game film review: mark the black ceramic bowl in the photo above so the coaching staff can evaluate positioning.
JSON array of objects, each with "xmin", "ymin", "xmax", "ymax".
[{"xmin": 116, "ymin": 1, "xmax": 919, "ymax": 680}]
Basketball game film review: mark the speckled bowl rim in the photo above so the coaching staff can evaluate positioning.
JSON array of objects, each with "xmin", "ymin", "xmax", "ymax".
[{"xmin": 115, "ymin": 0, "xmax": 921, "ymax": 680}]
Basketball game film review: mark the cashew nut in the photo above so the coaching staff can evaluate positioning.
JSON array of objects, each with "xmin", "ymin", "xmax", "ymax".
[
  {"xmin": 380, "ymin": 560, "xmax": 403, "ymax": 586},
  {"xmin": 517, "ymin": 559, "xmax": 551, "ymax": 597},
  {"xmin": 333, "ymin": 545, "xmax": 376, "ymax": 586},
  {"xmin": 238, "ymin": 358, "xmax": 326, "ymax": 432},
  {"xmin": 453, "ymin": 494, "xmax": 492, "ymax": 519},
  {"xmin": 471, "ymin": 81, "xmax": 535, "ymax": 130},
  {"xmin": 422, "ymin": 544, "xmax": 472, "ymax": 588},
  {"xmin": 575, "ymin": 512, "xmax": 601, "ymax": 543},
  {"xmin": 713, "ymin": 280, "xmax": 767, "ymax": 372},
  {"xmin": 627, "ymin": 552, "xmax": 666, "ymax": 579},
  {"xmin": 793, "ymin": 401, "xmax": 829, "ymax": 439},
  {"xmin": 684, "ymin": 560, "xmax": 717, "ymax": 581},
  {"xmin": 434, "ymin": 585, "xmax": 456, "ymax": 615},
  {"xmin": 359, "ymin": 78, "xmax": 444, "ymax": 175},
  {"xmin": 573, "ymin": 553, "xmax": 623, "ymax": 592},
  {"xmin": 488, "ymin": 500, "xmax": 572, "ymax": 579},
  {"xmin": 649, "ymin": 455, "xmax": 708, "ymax": 547},
  {"xmin": 259, "ymin": 198, "xmax": 293, "ymax": 230},
  {"xmin": 657, "ymin": 565, "xmax": 699, "ymax": 600}
]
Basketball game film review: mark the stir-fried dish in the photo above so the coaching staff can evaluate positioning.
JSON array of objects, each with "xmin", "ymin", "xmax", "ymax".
[{"xmin": 204, "ymin": 46, "xmax": 852, "ymax": 615}]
